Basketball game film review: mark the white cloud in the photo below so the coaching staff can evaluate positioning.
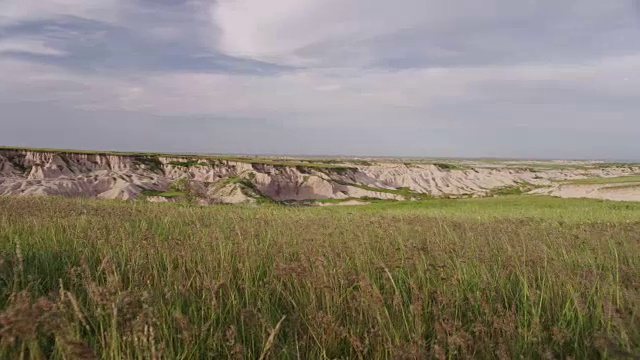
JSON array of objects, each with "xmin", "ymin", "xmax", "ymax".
[
  {"xmin": 211, "ymin": 0, "xmax": 635, "ymax": 67},
  {"xmin": 2, "ymin": 54, "xmax": 637, "ymax": 132},
  {"xmin": 0, "ymin": 0, "xmax": 122, "ymax": 25},
  {"xmin": 0, "ymin": 38, "xmax": 68, "ymax": 56},
  {"xmin": 1, "ymin": 0, "xmax": 638, "ymax": 158},
  {"xmin": 212, "ymin": 0, "xmax": 451, "ymax": 66}
]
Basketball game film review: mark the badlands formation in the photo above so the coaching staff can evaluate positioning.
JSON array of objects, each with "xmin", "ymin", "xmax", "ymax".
[{"xmin": 1, "ymin": 148, "xmax": 639, "ymax": 204}]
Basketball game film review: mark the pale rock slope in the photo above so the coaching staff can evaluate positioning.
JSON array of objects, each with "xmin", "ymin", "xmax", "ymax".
[
  {"xmin": 531, "ymin": 182, "xmax": 640, "ymax": 202},
  {"xmin": 1, "ymin": 149, "xmax": 639, "ymax": 203}
]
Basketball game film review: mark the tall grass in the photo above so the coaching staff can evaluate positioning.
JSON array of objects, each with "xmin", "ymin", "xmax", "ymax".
[{"xmin": 0, "ymin": 196, "xmax": 638, "ymax": 359}]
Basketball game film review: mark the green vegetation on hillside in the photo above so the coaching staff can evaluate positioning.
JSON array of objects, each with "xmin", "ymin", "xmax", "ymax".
[
  {"xmin": 0, "ymin": 146, "xmax": 356, "ymax": 171},
  {"xmin": 432, "ymin": 162, "xmax": 467, "ymax": 170},
  {"xmin": 606, "ymin": 183, "xmax": 640, "ymax": 190},
  {"xmin": 354, "ymin": 184, "xmax": 432, "ymax": 200},
  {"xmin": 0, "ymin": 196, "xmax": 638, "ymax": 359},
  {"xmin": 488, "ymin": 182, "xmax": 546, "ymax": 197},
  {"xmin": 329, "ymin": 180, "xmax": 433, "ymax": 200},
  {"xmin": 168, "ymin": 160, "xmax": 208, "ymax": 167},
  {"xmin": 132, "ymin": 156, "xmax": 164, "ymax": 173},
  {"xmin": 140, "ymin": 189, "xmax": 184, "ymax": 198},
  {"xmin": 563, "ymin": 175, "xmax": 640, "ymax": 185},
  {"xmin": 213, "ymin": 174, "xmax": 274, "ymax": 204}
]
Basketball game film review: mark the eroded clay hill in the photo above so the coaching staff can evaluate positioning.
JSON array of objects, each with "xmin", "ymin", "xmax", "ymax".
[{"xmin": 1, "ymin": 149, "xmax": 639, "ymax": 203}]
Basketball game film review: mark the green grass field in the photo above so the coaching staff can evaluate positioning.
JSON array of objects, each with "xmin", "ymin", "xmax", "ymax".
[
  {"xmin": 563, "ymin": 175, "xmax": 640, "ymax": 185},
  {"xmin": 607, "ymin": 184, "xmax": 640, "ymax": 191},
  {"xmin": 0, "ymin": 196, "xmax": 639, "ymax": 359}
]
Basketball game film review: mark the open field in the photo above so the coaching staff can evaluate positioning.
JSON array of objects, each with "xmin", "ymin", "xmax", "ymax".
[
  {"xmin": 562, "ymin": 175, "xmax": 640, "ymax": 185},
  {"xmin": 0, "ymin": 196, "xmax": 639, "ymax": 359}
]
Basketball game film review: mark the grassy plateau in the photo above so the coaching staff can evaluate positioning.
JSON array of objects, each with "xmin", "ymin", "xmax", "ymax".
[
  {"xmin": 562, "ymin": 175, "xmax": 640, "ymax": 185},
  {"xmin": 0, "ymin": 196, "xmax": 639, "ymax": 359}
]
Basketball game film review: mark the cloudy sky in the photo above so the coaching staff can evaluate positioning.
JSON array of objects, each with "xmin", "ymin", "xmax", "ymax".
[{"xmin": 1, "ymin": 0, "xmax": 639, "ymax": 159}]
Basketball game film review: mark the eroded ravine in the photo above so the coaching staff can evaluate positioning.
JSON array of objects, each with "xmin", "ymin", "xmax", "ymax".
[{"xmin": 1, "ymin": 149, "xmax": 639, "ymax": 203}]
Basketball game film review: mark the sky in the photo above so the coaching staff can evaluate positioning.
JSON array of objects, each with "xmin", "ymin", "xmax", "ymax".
[{"xmin": 1, "ymin": 0, "xmax": 639, "ymax": 160}]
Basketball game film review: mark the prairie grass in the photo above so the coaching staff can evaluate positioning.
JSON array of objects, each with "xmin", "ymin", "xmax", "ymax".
[
  {"xmin": 606, "ymin": 183, "xmax": 640, "ymax": 191},
  {"xmin": 563, "ymin": 175, "xmax": 640, "ymax": 185},
  {"xmin": 334, "ymin": 183, "xmax": 432, "ymax": 200},
  {"xmin": 140, "ymin": 190, "xmax": 185, "ymax": 198},
  {"xmin": 0, "ymin": 196, "xmax": 638, "ymax": 359}
]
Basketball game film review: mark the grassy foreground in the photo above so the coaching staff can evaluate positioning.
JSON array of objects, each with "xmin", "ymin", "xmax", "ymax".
[{"xmin": 0, "ymin": 196, "xmax": 639, "ymax": 359}]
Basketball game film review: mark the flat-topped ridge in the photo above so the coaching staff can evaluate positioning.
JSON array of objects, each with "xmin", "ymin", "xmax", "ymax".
[{"xmin": 1, "ymin": 147, "xmax": 639, "ymax": 203}]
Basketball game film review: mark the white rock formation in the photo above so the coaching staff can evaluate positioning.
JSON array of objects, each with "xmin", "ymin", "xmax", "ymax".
[{"xmin": 0, "ymin": 149, "xmax": 639, "ymax": 203}]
